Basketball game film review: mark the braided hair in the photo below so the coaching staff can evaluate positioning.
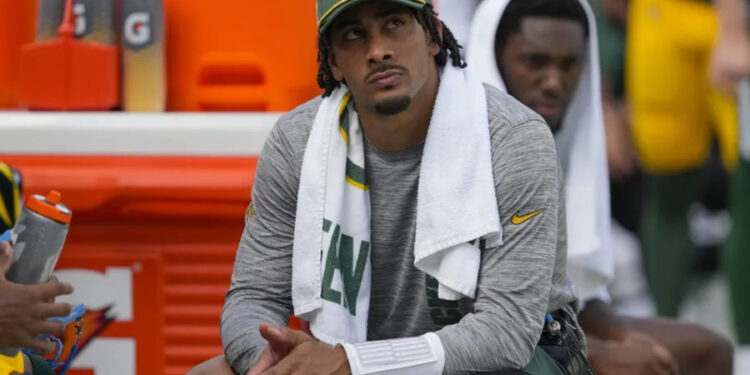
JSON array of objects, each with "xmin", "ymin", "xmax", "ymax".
[{"xmin": 317, "ymin": 4, "xmax": 466, "ymax": 97}]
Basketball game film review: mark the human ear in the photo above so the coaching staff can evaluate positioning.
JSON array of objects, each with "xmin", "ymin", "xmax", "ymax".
[{"xmin": 328, "ymin": 51, "xmax": 345, "ymax": 81}]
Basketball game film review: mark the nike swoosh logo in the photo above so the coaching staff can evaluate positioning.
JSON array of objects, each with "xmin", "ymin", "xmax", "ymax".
[{"xmin": 511, "ymin": 209, "xmax": 545, "ymax": 225}]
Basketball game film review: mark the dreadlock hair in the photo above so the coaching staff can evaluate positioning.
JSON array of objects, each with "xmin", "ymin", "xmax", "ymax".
[
  {"xmin": 495, "ymin": 0, "xmax": 589, "ymax": 59},
  {"xmin": 317, "ymin": 4, "xmax": 466, "ymax": 97}
]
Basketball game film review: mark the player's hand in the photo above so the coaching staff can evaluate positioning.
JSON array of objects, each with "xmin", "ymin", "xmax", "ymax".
[
  {"xmin": 247, "ymin": 323, "xmax": 350, "ymax": 375},
  {"xmin": 588, "ymin": 331, "xmax": 679, "ymax": 375},
  {"xmin": 246, "ymin": 324, "xmax": 303, "ymax": 375},
  {"xmin": 0, "ymin": 242, "xmax": 74, "ymax": 353},
  {"xmin": 710, "ymin": 30, "xmax": 750, "ymax": 94}
]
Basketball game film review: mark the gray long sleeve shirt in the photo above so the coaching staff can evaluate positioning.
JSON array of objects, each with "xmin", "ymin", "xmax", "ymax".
[{"xmin": 221, "ymin": 85, "xmax": 579, "ymax": 375}]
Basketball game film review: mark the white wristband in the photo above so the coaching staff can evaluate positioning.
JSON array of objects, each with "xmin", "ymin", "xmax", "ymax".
[{"xmin": 342, "ymin": 332, "xmax": 445, "ymax": 375}]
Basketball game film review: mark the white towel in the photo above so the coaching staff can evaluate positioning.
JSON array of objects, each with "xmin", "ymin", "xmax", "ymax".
[
  {"xmin": 739, "ymin": 79, "xmax": 750, "ymax": 160},
  {"xmin": 292, "ymin": 64, "xmax": 502, "ymax": 345},
  {"xmin": 466, "ymin": 0, "xmax": 614, "ymax": 302}
]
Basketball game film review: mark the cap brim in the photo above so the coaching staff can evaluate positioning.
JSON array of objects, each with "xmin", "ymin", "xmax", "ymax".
[{"xmin": 319, "ymin": 0, "xmax": 428, "ymax": 32}]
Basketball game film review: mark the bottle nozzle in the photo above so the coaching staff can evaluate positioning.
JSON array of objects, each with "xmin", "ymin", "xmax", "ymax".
[{"xmin": 46, "ymin": 191, "xmax": 62, "ymax": 205}]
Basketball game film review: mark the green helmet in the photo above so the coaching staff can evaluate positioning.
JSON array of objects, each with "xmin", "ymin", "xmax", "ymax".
[{"xmin": 317, "ymin": 0, "xmax": 432, "ymax": 32}]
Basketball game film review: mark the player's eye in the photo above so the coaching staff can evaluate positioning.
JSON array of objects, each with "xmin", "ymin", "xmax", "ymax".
[
  {"xmin": 560, "ymin": 57, "xmax": 582, "ymax": 72},
  {"xmin": 343, "ymin": 27, "xmax": 365, "ymax": 41},
  {"xmin": 524, "ymin": 55, "xmax": 548, "ymax": 69},
  {"xmin": 384, "ymin": 17, "xmax": 405, "ymax": 29}
]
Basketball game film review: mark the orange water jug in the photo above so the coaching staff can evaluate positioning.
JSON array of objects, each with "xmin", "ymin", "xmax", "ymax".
[{"xmin": 19, "ymin": 0, "xmax": 119, "ymax": 110}]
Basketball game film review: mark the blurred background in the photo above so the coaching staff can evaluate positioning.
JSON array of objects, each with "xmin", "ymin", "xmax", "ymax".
[{"xmin": 0, "ymin": 0, "xmax": 748, "ymax": 374}]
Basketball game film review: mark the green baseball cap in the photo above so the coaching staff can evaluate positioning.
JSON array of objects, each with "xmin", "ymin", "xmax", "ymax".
[{"xmin": 317, "ymin": 0, "xmax": 431, "ymax": 32}]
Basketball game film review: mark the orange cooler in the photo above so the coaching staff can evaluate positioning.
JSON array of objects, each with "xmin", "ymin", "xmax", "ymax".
[
  {"xmin": 164, "ymin": 0, "xmax": 322, "ymax": 111},
  {"xmin": 0, "ymin": 153, "xmax": 258, "ymax": 375},
  {"xmin": 0, "ymin": 0, "xmax": 37, "ymax": 108}
]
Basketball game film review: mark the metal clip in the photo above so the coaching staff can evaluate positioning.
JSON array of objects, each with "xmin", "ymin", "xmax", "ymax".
[
  {"xmin": 548, "ymin": 320, "xmax": 561, "ymax": 333},
  {"xmin": 75, "ymin": 318, "xmax": 84, "ymax": 338}
]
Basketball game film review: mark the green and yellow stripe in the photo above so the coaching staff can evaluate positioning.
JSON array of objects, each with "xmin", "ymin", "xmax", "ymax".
[
  {"xmin": 338, "ymin": 92, "xmax": 369, "ymax": 190},
  {"xmin": 339, "ymin": 91, "xmax": 352, "ymax": 145},
  {"xmin": 346, "ymin": 159, "xmax": 368, "ymax": 190}
]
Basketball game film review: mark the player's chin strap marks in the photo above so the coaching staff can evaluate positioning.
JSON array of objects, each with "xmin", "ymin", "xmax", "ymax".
[{"xmin": 341, "ymin": 332, "xmax": 445, "ymax": 375}]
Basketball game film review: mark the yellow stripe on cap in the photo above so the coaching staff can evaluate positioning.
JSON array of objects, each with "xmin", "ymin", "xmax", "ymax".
[
  {"xmin": 318, "ymin": 0, "xmax": 427, "ymax": 27},
  {"xmin": 319, "ymin": 0, "xmax": 353, "ymax": 26}
]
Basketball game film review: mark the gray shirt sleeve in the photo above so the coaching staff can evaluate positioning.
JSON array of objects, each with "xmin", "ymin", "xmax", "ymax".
[
  {"xmin": 436, "ymin": 118, "xmax": 565, "ymax": 373},
  {"xmin": 221, "ymin": 94, "xmax": 573, "ymax": 374},
  {"xmin": 221, "ymin": 118, "xmax": 300, "ymax": 375}
]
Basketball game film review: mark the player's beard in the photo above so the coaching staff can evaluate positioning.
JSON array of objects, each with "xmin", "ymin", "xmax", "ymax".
[{"xmin": 374, "ymin": 96, "xmax": 411, "ymax": 116}]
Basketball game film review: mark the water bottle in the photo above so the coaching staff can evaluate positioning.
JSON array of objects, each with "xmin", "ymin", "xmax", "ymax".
[{"xmin": 6, "ymin": 190, "xmax": 72, "ymax": 284}]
